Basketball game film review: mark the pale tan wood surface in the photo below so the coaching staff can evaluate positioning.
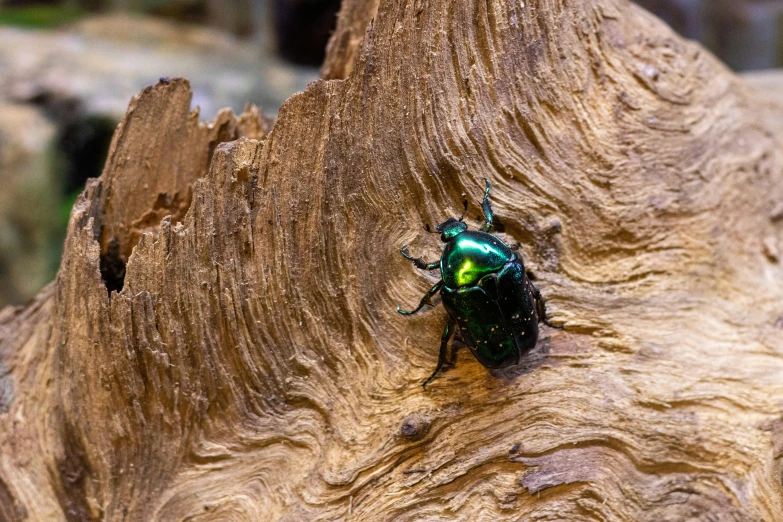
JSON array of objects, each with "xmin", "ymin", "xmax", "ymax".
[{"xmin": 3, "ymin": 1, "xmax": 783, "ymax": 520}]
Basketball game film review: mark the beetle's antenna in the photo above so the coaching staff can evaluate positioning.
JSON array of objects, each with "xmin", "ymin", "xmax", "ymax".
[
  {"xmin": 458, "ymin": 194, "xmax": 468, "ymax": 222},
  {"xmin": 424, "ymin": 224, "xmax": 436, "ymax": 233}
]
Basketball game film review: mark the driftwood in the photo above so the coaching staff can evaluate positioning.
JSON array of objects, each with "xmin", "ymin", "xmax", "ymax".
[{"xmin": 3, "ymin": 0, "xmax": 783, "ymax": 520}]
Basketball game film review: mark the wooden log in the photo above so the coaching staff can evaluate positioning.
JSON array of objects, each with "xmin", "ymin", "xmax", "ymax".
[
  {"xmin": 3, "ymin": 0, "xmax": 783, "ymax": 520},
  {"xmin": 321, "ymin": 0, "xmax": 379, "ymax": 80}
]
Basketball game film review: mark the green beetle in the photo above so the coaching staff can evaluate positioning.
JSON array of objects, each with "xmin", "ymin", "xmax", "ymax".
[{"xmin": 398, "ymin": 179, "xmax": 558, "ymax": 388}]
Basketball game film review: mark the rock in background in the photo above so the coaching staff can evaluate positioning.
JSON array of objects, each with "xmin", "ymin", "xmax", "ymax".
[
  {"xmin": 0, "ymin": 103, "xmax": 61, "ymax": 307},
  {"xmin": 0, "ymin": 13, "xmax": 318, "ymax": 119}
]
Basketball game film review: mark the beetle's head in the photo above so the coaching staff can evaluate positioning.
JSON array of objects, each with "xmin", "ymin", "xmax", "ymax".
[{"xmin": 436, "ymin": 218, "xmax": 467, "ymax": 242}]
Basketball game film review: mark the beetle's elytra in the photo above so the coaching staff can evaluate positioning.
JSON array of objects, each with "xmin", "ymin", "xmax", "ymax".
[{"xmin": 397, "ymin": 179, "xmax": 559, "ymax": 388}]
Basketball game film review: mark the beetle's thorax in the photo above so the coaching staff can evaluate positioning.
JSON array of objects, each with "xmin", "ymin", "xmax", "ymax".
[
  {"xmin": 436, "ymin": 218, "xmax": 467, "ymax": 241},
  {"xmin": 439, "ymin": 230, "xmax": 514, "ymax": 289}
]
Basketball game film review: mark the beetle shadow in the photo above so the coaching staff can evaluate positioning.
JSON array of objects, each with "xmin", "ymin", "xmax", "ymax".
[{"xmin": 489, "ymin": 335, "xmax": 551, "ymax": 382}]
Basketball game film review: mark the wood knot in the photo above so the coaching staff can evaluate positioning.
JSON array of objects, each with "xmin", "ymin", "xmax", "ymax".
[
  {"xmin": 508, "ymin": 443, "xmax": 523, "ymax": 461},
  {"xmin": 399, "ymin": 414, "xmax": 430, "ymax": 441}
]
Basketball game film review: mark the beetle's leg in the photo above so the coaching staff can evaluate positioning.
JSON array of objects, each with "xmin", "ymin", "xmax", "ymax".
[
  {"xmin": 423, "ymin": 320, "xmax": 455, "ymax": 389},
  {"xmin": 400, "ymin": 245, "xmax": 439, "ymax": 270},
  {"xmin": 446, "ymin": 330, "xmax": 462, "ymax": 366},
  {"xmin": 533, "ymin": 284, "xmax": 563, "ymax": 329},
  {"xmin": 397, "ymin": 280, "xmax": 444, "ymax": 316},
  {"xmin": 479, "ymin": 178, "xmax": 493, "ymax": 232}
]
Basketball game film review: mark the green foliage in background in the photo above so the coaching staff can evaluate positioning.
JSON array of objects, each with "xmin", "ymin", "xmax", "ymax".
[
  {"xmin": 0, "ymin": 5, "xmax": 82, "ymax": 29},
  {"xmin": 59, "ymin": 189, "xmax": 81, "ymax": 228}
]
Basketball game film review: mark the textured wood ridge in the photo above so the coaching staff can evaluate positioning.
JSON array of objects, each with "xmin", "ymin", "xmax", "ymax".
[
  {"xmin": 321, "ymin": 0, "xmax": 380, "ymax": 80},
  {"xmin": 3, "ymin": 1, "xmax": 783, "ymax": 520}
]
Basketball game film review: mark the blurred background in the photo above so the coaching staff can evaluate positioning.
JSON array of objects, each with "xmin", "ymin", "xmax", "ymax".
[
  {"xmin": 634, "ymin": 0, "xmax": 783, "ymax": 71},
  {"xmin": 0, "ymin": 0, "xmax": 781, "ymax": 308}
]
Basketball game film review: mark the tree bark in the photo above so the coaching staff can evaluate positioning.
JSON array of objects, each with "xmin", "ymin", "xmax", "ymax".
[{"xmin": 3, "ymin": 0, "xmax": 783, "ymax": 520}]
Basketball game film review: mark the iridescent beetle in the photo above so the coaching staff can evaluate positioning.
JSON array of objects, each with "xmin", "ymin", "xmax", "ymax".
[{"xmin": 398, "ymin": 179, "xmax": 559, "ymax": 388}]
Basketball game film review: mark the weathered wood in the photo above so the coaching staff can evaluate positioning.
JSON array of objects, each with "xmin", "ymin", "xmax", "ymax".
[
  {"xmin": 321, "ymin": 0, "xmax": 379, "ymax": 80},
  {"xmin": 93, "ymin": 80, "xmax": 270, "ymax": 290},
  {"xmin": 3, "ymin": 0, "xmax": 783, "ymax": 520}
]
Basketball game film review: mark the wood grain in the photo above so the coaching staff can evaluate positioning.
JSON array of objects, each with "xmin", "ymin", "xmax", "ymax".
[{"xmin": 2, "ymin": 1, "xmax": 783, "ymax": 520}]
